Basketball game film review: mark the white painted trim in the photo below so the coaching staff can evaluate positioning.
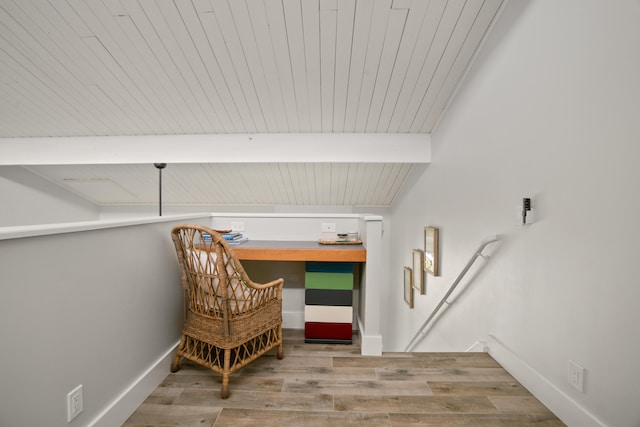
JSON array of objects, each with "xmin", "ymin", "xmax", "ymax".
[
  {"xmin": 465, "ymin": 340, "xmax": 488, "ymax": 352},
  {"xmin": 358, "ymin": 217, "xmax": 383, "ymax": 356},
  {"xmin": 357, "ymin": 316, "xmax": 383, "ymax": 356},
  {"xmin": 0, "ymin": 212, "xmax": 382, "ymax": 241},
  {"xmin": 487, "ymin": 334, "xmax": 607, "ymax": 427},
  {"xmin": 0, "ymin": 213, "xmax": 211, "ymax": 240},
  {"xmin": 88, "ymin": 341, "xmax": 180, "ymax": 427},
  {"xmin": 209, "ymin": 212, "xmax": 383, "ymax": 220},
  {"xmin": 0, "ymin": 133, "xmax": 431, "ymax": 165}
]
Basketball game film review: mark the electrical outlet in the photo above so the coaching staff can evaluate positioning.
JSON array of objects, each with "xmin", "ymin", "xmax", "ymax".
[
  {"xmin": 231, "ymin": 222, "xmax": 244, "ymax": 232},
  {"xmin": 67, "ymin": 385, "xmax": 83, "ymax": 422},
  {"xmin": 568, "ymin": 360, "xmax": 584, "ymax": 392},
  {"xmin": 321, "ymin": 223, "xmax": 336, "ymax": 233}
]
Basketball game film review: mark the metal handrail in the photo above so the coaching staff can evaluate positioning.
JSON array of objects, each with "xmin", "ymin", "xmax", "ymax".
[{"xmin": 404, "ymin": 234, "xmax": 500, "ymax": 352}]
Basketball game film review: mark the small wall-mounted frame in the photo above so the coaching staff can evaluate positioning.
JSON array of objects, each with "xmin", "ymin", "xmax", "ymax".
[
  {"xmin": 424, "ymin": 226, "xmax": 439, "ymax": 276},
  {"xmin": 412, "ymin": 249, "xmax": 425, "ymax": 294},
  {"xmin": 404, "ymin": 266, "xmax": 414, "ymax": 308}
]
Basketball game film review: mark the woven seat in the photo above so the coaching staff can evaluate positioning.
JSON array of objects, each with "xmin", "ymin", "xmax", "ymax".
[{"xmin": 170, "ymin": 224, "xmax": 284, "ymax": 399}]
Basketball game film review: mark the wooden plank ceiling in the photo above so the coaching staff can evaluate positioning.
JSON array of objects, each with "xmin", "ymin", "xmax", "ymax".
[{"xmin": 0, "ymin": 0, "xmax": 505, "ymax": 207}]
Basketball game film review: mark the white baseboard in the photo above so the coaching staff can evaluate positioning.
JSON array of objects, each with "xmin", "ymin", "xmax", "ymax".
[
  {"xmin": 88, "ymin": 341, "xmax": 180, "ymax": 427},
  {"xmin": 465, "ymin": 340, "xmax": 488, "ymax": 352},
  {"xmin": 487, "ymin": 334, "xmax": 606, "ymax": 427},
  {"xmin": 283, "ymin": 310, "xmax": 304, "ymax": 329}
]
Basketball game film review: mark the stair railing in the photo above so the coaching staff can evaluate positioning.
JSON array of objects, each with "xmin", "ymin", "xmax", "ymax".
[{"xmin": 404, "ymin": 234, "xmax": 500, "ymax": 352}]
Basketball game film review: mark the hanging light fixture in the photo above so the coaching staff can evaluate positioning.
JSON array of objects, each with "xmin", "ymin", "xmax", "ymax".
[{"xmin": 154, "ymin": 163, "xmax": 167, "ymax": 216}]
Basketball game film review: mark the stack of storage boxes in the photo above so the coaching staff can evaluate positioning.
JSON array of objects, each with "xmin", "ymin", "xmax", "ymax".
[{"xmin": 304, "ymin": 262, "xmax": 354, "ymax": 344}]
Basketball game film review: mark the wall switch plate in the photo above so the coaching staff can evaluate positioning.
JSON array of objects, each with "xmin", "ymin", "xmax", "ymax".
[
  {"xmin": 67, "ymin": 384, "xmax": 83, "ymax": 422},
  {"xmin": 321, "ymin": 223, "xmax": 336, "ymax": 233},
  {"xmin": 568, "ymin": 360, "xmax": 584, "ymax": 392}
]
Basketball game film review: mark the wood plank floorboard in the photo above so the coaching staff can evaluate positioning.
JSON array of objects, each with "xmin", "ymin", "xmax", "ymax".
[{"xmin": 123, "ymin": 329, "xmax": 565, "ymax": 426}]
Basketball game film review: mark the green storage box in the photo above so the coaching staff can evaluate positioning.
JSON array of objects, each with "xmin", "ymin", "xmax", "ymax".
[{"xmin": 305, "ymin": 272, "xmax": 353, "ymax": 290}]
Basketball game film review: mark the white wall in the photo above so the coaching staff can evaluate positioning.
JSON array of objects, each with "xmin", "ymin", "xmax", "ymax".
[
  {"xmin": 0, "ymin": 215, "xmax": 211, "ymax": 427},
  {"xmin": 0, "ymin": 166, "xmax": 99, "ymax": 226},
  {"xmin": 386, "ymin": 1, "xmax": 640, "ymax": 426}
]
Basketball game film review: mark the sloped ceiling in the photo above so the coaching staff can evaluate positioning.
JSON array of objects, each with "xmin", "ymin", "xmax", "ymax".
[
  {"xmin": 26, "ymin": 162, "xmax": 414, "ymax": 206},
  {"xmin": 0, "ymin": 0, "xmax": 505, "ymax": 207}
]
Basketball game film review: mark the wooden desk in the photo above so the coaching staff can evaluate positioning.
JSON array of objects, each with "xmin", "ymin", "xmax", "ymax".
[{"xmin": 231, "ymin": 240, "xmax": 366, "ymax": 262}]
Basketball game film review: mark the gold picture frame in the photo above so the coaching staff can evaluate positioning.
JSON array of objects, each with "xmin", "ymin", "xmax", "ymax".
[
  {"xmin": 413, "ymin": 249, "xmax": 425, "ymax": 294},
  {"xmin": 404, "ymin": 266, "xmax": 414, "ymax": 308},
  {"xmin": 424, "ymin": 226, "xmax": 439, "ymax": 276}
]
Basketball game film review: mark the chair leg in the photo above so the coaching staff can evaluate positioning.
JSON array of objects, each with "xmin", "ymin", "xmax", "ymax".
[
  {"xmin": 221, "ymin": 374, "xmax": 230, "ymax": 399},
  {"xmin": 277, "ymin": 342, "xmax": 284, "ymax": 360},
  {"xmin": 277, "ymin": 325, "xmax": 284, "ymax": 359},
  {"xmin": 170, "ymin": 354, "xmax": 181, "ymax": 373},
  {"xmin": 170, "ymin": 336, "xmax": 185, "ymax": 373},
  {"xmin": 221, "ymin": 348, "xmax": 231, "ymax": 399}
]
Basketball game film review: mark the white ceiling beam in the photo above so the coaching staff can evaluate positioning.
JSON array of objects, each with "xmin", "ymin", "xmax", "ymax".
[{"xmin": 0, "ymin": 133, "xmax": 430, "ymax": 165}]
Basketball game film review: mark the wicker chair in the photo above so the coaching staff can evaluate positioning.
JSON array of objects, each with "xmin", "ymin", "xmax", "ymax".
[{"xmin": 170, "ymin": 224, "xmax": 284, "ymax": 399}]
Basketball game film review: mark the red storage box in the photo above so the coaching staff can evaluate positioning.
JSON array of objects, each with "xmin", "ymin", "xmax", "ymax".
[{"xmin": 304, "ymin": 322, "xmax": 352, "ymax": 340}]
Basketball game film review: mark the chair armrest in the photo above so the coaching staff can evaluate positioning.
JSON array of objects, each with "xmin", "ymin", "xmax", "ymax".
[{"xmin": 246, "ymin": 278, "xmax": 284, "ymax": 291}]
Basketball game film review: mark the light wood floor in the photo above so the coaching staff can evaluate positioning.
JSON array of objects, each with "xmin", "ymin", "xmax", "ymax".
[{"xmin": 123, "ymin": 329, "xmax": 565, "ymax": 426}]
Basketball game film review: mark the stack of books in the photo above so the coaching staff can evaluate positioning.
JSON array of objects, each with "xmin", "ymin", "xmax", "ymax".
[{"xmin": 221, "ymin": 231, "xmax": 248, "ymax": 246}]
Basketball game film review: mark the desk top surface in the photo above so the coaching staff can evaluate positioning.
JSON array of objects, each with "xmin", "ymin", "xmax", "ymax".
[{"xmin": 231, "ymin": 240, "xmax": 366, "ymax": 262}]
